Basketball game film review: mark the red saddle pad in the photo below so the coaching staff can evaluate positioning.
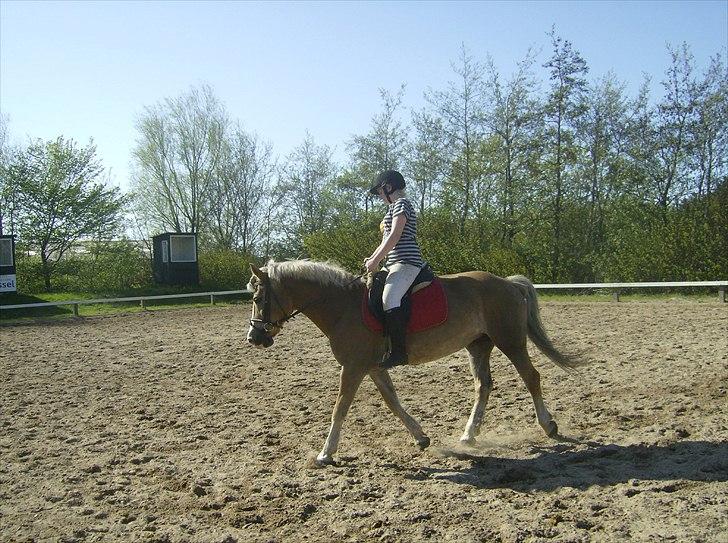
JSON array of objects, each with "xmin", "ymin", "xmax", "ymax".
[{"xmin": 362, "ymin": 279, "xmax": 448, "ymax": 334}]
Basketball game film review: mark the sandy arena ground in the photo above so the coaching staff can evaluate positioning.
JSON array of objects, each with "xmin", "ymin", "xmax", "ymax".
[{"xmin": 1, "ymin": 301, "xmax": 727, "ymax": 542}]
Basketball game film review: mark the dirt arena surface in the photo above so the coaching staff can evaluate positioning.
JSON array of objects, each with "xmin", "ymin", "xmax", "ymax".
[{"xmin": 1, "ymin": 301, "xmax": 726, "ymax": 542}]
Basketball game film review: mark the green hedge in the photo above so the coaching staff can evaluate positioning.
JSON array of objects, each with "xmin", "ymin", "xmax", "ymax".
[
  {"xmin": 14, "ymin": 242, "xmax": 153, "ymax": 294},
  {"xmin": 12, "ymin": 244, "xmax": 254, "ymax": 296},
  {"xmin": 198, "ymin": 250, "xmax": 254, "ymax": 291}
]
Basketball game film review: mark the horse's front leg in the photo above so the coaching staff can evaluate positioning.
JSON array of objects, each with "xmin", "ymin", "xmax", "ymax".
[
  {"xmin": 316, "ymin": 365, "xmax": 367, "ymax": 466},
  {"xmin": 370, "ymin": 368, "xmax": 430, "ymax": 450}
]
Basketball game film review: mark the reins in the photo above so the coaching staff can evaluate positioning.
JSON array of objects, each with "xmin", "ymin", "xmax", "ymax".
[{"xmin": 250, "ymin": 271, "xmax": 366, "ymax": 334}]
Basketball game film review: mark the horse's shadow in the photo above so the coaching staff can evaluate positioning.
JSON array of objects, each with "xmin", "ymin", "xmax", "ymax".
[{"xmin": 398, "ymin": 439, "xmax": 728, "ymax": 491}]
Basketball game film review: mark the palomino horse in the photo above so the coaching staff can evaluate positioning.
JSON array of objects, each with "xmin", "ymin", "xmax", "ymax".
[{"xmin": 246, "ymin": 260, "xmax": 582, "ymax": 466}]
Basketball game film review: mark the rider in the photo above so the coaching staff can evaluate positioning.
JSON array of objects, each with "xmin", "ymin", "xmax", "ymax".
[{"xmin": 364, "ymin": 170, "xmax": 425, "ymax": 369}]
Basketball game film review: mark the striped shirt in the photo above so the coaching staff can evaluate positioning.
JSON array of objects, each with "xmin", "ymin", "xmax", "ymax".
[{"xmin": 383, "ymin": 198, "xmax": 424, "ymax": 267}]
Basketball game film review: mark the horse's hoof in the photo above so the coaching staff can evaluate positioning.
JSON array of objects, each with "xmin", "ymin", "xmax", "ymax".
[
  {"xmin": 313, "ymin": 454, "xmax": 337, "ymax": 468},
  {"xmin": 459, "ymin": 436, "xmax": 476, "ymax": 447},
  {"xmin": 417, "ymin": 436, "xmax": 431, "ymax": 450},
  {"xmin": 546, "ymin": 421, "xmax": 559, "ymax": 438}
]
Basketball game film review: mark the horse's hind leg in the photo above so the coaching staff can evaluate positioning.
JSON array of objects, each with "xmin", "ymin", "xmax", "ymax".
[
  {"xmin": 460, "ymin": 335, "xmax": 495, "ymax": 445},
  {"xmin": 316, "ymin": 365, "xmax": 367, "ymax": 465},
  {"xmin": 501, "ymin": 343, "xmax": 558, "ymax": 437},
  {"xmin": 369, "ymin": 368, "xmax": 430, "ymax": 450}
]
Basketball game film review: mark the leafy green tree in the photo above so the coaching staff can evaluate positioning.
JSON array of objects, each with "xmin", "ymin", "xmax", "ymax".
[
  {"xmin": 8, "ymin": 137, "xmax": 127, "ymax": 290},
  {"xmin": 278, "ymin": 133, "xmax": 338, "ymax": 256},
  {"xmin": 541, "ymin": 29, "xmax": 589, "ymax": 281},
  {"xmin": 425, "ymin": 44, "xmax": 486, "ymax": 234},
  {"xmin": 689, "ymin": 54, "xmax": 727, "ymax": 203},
  {"xmin": 631, "ymin": 44, "xmax": 700, "ymax": 222},
  {"xmin": 408, "ymin": 109, "xmax": 447, "ymax": 215},
  {"xmin": 483, "ymin": 51, "xmax": 542, "ymax": 247},
  {"xmin": 571, "ymin": 73, "xmax": 633, "ymax": 279},
  {"xmin": 346, "ymin": 85, "xmax": 410, "ymax": 215},
  {"xmin": 198, "ymin": 249, "xmax": 254, "ymax": 290}
]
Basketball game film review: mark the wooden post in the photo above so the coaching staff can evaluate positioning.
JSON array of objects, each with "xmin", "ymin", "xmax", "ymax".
[
  {"xmin": 210, "ymin": 294, "xmax": 215, "ymax": 305},
  {"xmin": 720, "ymin": 287, "xmax": 726, "ymax": 303},
  {"xmin": 73, "ymin": 304, "xmax": 79, "ymax": 316},
  {"xmin": 612, "ymin": 290, "xmax": 620, "ymax": 302},
  {"xmin": 140, "ymin": 298, "xmax": 146, "ymax": 309}
]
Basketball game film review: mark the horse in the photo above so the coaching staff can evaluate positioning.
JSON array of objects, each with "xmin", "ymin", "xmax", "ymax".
[{"xmin": 246, "ymin": 260, "xmax": 583, "ymax": 466}]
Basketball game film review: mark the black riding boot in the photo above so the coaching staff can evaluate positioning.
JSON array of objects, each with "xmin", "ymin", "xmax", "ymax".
[{"xmin": 380, "ymin": 306, "xmax": 408, "ymax": 369}]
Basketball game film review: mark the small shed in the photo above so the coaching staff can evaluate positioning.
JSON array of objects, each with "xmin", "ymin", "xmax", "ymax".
[
  {"xmin": 152, "ymin": 233, "xmax": 199, "ymax": 286},
  {"xmin": 0, "ymin": 235, "xmax": 17, "ymax": 293}
]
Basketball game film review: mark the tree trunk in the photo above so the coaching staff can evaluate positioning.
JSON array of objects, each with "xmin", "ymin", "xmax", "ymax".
[{"xmin": 41, "ymin": 253, "xmax": 52, "ymax": 292}]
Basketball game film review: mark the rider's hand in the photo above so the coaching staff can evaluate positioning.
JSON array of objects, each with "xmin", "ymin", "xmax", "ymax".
[{"xmin": 364, "ymin": 257, "xmax": 380, "ymax": 273}]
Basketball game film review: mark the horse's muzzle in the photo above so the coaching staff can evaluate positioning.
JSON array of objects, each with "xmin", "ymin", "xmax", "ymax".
[{"xmin": 247, "ymin": 327, "xmax": 274, "ymax": 348}]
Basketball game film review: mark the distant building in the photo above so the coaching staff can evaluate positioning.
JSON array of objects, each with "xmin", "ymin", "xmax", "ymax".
[{"xmin": 152, "ymin": 233, "xmax": 199, "ymax": 286}]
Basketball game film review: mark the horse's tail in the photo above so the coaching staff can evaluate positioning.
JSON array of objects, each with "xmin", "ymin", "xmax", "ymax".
[{"xmin": 507, "ymin": 275, "xmax": 584, "ymax": 372}]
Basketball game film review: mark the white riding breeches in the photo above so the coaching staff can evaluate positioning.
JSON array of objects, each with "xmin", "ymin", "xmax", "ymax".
[{"xmin": 382, "ymin": 262, "xmax": 422, "ymax": 311}]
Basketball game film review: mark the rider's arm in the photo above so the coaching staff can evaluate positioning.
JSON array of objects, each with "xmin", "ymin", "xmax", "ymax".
[{"xmin": 366, "ymin": 214, "xmax": 406, "ymax": 269}]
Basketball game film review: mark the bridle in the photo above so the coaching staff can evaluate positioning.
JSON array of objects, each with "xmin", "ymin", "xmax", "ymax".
[
  {"xmin": 249, "ymin": 274, "xmax": 289, "ymax": 334},
  {"xmin": 249, "ymin": 272, "xmax": 365, "ymax": 337}
]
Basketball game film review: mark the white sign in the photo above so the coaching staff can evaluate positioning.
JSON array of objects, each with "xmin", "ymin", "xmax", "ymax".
[{"xmin": 0, "ymin": 274, "xmax": 17, "ymax": 292}]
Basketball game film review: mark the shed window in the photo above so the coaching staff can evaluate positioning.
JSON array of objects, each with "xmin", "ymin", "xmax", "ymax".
[
  {"xmin": 0, "ymin": 239, "xmax": 12, "ymax": 267},
  {"xmin": 170, "ymin": 235, "xmax": 196, "ymax": 262},
  {"xmin": 161, "ymin": 240, "xmax": 169, "ymax": 263}
]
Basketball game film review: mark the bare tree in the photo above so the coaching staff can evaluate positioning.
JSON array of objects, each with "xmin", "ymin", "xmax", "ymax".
[
  {"xmin": 208, "ymin": 126, "xmax": 275, "ymax": 253},
  {"xmin": 132, "ymin": 85, "xmax": 227, "ymax": 235}
]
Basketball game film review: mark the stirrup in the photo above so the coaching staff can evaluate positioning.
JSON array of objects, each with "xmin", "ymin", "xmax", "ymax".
[{"xmin": 380, "ymin": 350, "xmax": 407, "ymax": 369}]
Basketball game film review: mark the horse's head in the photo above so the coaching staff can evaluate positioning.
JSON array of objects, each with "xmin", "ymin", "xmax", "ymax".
[{"xmin": 246, "ymin": 263, "xmax": 288, "ymax": 348}]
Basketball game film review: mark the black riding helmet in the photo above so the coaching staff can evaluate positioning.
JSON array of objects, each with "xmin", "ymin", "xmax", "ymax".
[{"xmin": 369, "ymin": 170, "xmax": 406, "ymax": 196}]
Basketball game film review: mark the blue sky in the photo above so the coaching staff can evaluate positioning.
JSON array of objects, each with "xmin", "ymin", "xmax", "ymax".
[{"xmin": 1, "ymin": 1, "xmax": 726, "ymax": 192}]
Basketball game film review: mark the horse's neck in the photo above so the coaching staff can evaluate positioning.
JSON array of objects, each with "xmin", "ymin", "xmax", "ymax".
[{"xmin": 285, "ymin": 277, "xmax": 358, "ymax": 336}]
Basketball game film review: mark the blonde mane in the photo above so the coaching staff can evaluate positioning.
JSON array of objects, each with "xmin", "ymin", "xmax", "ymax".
[{"xmin": 266, "ymin": 260, "xmax": 363, "ymax": 290}]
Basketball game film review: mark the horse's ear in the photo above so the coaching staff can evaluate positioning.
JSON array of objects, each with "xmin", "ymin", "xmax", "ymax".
[
  {"xmin": 250, "ymin": 264, "xmax": 265, "ymax": 281},
  {"xmin": 250, "ymin": 264, "xmax": 265, "ymax": 280}
]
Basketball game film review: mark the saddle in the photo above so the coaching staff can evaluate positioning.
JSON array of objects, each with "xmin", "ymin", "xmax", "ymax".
[{"xmin": 363, "ymin": 264, "xmax": 448, "ymax": 334}]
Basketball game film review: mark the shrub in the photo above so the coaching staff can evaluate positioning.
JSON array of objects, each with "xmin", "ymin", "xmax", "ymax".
[
  {"xmin": 304, "ymin": 215, "xmax": 380, "ymax": 273},
  {"xmin": 13, "ymin": 241, "xmax": 152, "ymax": 294},
  {"xmin": 199, "ymin": 250, "xmax": 253, "ymax": 291}
]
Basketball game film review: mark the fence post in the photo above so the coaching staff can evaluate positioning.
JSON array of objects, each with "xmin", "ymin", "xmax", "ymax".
[
  {"xmin": 140, "ymin": 298, "xmax": 146, "ymax": 310},
  {"xmin": 720, "ymin": 287, "xmax": 726, "ymax": 303},
  {"xmin": 612, "ymin": 290, "xmax": 620, "ymax": 302},
  {"xmin": 73, "ymin": 303, "xmax": 79, "ymax": 317},
  {"xmin": 210, "ymin": 294, "xmax": 215, "ymax": 305}
]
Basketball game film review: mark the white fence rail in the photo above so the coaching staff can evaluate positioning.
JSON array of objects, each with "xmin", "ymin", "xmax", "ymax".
[
  {"xmin": 0, "ymin": 290, "xmax": 250, "ymax": 316},
  {"xmin": 0, "ymin": 281, "xmax": 726, "ymax": 317},
  {"xmin": 532, "ymin": 281, "xmax": 727, "ymax": 302}
]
